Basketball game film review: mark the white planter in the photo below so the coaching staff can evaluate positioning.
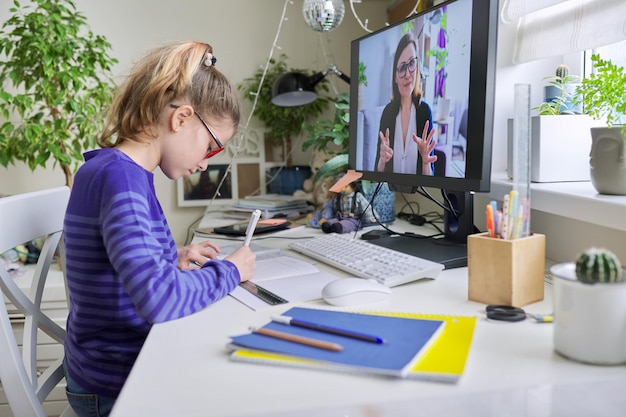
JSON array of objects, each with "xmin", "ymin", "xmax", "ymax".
[
  {"xmin": 507, "ymin": 115, "xmax": 604, "ymax": 182},
  {"xmin": 551, "ymin": 262, "xmax": 626, "ymax": 365},
  {"xmin": 590, "ymin": 126, "xmax": 626, "ymax": 195}
]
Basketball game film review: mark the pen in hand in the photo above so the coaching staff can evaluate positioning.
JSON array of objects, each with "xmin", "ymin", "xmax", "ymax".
[{"xmin": 242, "ymin": 209, "xmax": 262, "ymax": 247}]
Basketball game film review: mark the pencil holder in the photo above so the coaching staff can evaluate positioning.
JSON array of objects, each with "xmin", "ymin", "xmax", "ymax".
[{"xmin": 467, "ymin": 232, "xmax": 546, "ymax": 307}]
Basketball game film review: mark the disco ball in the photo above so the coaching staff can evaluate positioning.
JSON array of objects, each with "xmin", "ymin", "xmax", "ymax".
[{"xmin": 302, "ymin": 0, "xmax": 345, "ymax": 32}]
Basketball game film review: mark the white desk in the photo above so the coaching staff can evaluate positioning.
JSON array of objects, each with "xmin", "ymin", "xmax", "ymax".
[{"xmin": 110, "ymin": 221, "xmax": 626, "ymax": 417}]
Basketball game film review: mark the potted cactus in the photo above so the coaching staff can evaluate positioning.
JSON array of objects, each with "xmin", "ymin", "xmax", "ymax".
[
  {"xmin": 551, "ymin": 247, "xmax": 626, "ymax": 365},
  {"xmin": 535, "ymin": 64, "xmax": 581, "ymax": 115}
]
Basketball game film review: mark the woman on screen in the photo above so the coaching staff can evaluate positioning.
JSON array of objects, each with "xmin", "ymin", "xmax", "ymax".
[{"xmin": 375, "ymin": 33, "xmax": 436, "ymax": 175}]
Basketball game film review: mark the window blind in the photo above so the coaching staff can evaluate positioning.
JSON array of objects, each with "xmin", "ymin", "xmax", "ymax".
[{"xmin": 501, "ymin": 0, "xmax": 626, "ymax": 64}]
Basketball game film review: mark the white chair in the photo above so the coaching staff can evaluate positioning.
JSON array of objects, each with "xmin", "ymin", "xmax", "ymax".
[{"xmin": 0, "ymin": 187, "xmax": 77, "ymax": 417}]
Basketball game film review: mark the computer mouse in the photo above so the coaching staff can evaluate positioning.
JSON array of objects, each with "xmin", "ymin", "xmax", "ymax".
[{"xmin": 321, "ymin": 278, "xmax": 391, "ymax": 306}]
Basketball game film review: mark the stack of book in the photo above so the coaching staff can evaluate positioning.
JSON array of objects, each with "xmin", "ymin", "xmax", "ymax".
[
  {"xmin": 227, "ymin": 307, "xmax": 477, "ymax": 382},
  {"xmin": 226, "ymin": 194, "xmax": 314, "ymax": 220}
]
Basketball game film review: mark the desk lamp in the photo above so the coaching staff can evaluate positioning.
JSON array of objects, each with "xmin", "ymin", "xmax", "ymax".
[{"xmin": 271, "ymin": 64, "xmax": 350, "ymax": 107}]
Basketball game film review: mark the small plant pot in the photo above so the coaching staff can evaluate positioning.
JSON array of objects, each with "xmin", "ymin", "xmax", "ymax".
[{"xmin": 551, "ymin": 262, "xmax": 626, "ymax": 365}]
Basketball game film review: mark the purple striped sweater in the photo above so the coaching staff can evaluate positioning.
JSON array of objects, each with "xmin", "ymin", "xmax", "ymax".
[{"xmin": 63, "ymin": 148, "xmax": 240, "ymax": 398}]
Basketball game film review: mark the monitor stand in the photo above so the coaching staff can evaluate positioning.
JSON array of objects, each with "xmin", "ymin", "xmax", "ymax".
[
  {"xmin": 368, "ymin": 189, "xmax": 475, "ymax": 269},
  {"xmin": 369, "ymin": 235, "xmax": 467, "ymax": 269}
]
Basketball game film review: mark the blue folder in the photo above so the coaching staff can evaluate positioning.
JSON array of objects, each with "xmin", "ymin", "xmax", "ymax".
[{"xmin": 230, "ymin": 307, "xmax": 445, "ymax": 377}]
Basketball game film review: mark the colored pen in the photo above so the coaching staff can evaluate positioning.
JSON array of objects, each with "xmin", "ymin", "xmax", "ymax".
[
  {"xmin": 485, "ymin": 203, "xmax": 494, "ymax": 237},
  {"xmin": 507, "ymin": 190, "xmax": 518, "ymax": 239},
  {"xmin": 242, "ymin": 209, "xmax": 262, "ymax": 247},
  {"xmin": 489, "ymin": 200, "xmax": 498, "ymax": 235},
  {"xmin": 271, "ymin": 315, "xmax": 388, "ymax": 344},
  {"xmin": 501, "ymin": 194, "xmax": 509, "ymax": 239},
  {"xmin": 249, "ymin": 326, "xmax": 343, "ymax": 352},
  {"xmin": 495, "ymin": 209, "xmax": 503, "ymax": 237}
]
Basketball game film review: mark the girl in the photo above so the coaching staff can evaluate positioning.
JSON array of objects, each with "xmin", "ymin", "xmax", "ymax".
[{"xmin": 62, "ymin": 41, "xmax": 255, "ymax": 417}]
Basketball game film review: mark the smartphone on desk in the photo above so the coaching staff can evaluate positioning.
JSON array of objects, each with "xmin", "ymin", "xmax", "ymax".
[{"xmin": 212, "ymin": 219, "xmax": 291, "ymax": 237}]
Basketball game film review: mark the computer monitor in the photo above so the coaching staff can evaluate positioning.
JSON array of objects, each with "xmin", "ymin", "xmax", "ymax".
[{"xmin": 349, "ymin": 0, "xmax": 498, "ymax": 268}]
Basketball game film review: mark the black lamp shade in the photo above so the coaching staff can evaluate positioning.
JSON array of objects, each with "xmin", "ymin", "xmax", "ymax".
[{"xmin": 272, "ymin": 72, "xmax": 318, "ymax": 107}]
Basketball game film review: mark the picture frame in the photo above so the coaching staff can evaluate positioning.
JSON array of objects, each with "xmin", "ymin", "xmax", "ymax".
[
  {"xmin": 176, "ymin": 127, "xmax": 273, "ymax": 207},
  {"xmin": 177, "ymin": 164, "xmax": 235, "ymax": 207}
]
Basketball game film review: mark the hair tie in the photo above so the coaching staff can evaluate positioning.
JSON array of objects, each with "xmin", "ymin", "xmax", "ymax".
[{"xmin": 203, "ymin": 52, "xmax": 217, "ymax": 67}]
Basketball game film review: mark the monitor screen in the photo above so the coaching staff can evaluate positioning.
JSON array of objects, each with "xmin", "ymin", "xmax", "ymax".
[
  {"xmin": 349, "ymin": 0, "xmax": 497, "ymax": 193},
  {"xmin": 348, "ymin": 0, "xmax": 498, "ymax": 267}
]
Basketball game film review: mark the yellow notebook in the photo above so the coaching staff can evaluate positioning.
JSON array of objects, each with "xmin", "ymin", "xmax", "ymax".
[{"xmin": 229, "ymin": 312, "xmax": 476, "ymax": 383}]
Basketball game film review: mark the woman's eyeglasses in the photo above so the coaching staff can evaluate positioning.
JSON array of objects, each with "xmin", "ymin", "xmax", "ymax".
[
  {"xmin": 169, "ymin": 104, "xmax": 224, "ymax": 159},
  {"xmin": 396, "ymin": 57, "xmax": 418, "ymax": 79}
]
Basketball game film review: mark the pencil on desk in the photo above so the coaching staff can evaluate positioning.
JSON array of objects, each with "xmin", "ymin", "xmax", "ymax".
[
  {"xmin": 249, "ymin": 327, "xmax": 343, "ymax": 352},
  {"xmin": 271, "ymin": 315, "xmax": 387, "ymax": 344}
]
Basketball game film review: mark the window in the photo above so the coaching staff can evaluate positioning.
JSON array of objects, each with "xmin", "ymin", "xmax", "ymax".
[{"xmin": 584, "ymin": 39, "xmax": 626, "ymax": 78}]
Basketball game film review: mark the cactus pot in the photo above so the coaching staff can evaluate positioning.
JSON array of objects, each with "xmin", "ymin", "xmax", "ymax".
[{"xmin": 551, "ymin": 262, "xmax": 626, "ymax": 365}]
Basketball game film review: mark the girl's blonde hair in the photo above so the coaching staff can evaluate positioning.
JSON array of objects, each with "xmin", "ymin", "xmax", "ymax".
[{"xmin": 98, "ymin": 41, "xmax": 240, "ymax": 147}]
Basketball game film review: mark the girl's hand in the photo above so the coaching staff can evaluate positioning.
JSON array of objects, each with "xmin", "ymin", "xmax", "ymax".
[
  {"xmin": 177, "ymin": 240, "xmax": 221, "ymax": 270},
  {"xmin": 225, "ymin": 246, "xmax": 256, "ymax": 282}
]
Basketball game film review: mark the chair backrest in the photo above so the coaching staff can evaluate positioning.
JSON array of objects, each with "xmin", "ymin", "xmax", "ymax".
[{"xmin": 0, "ymin": 187, "xmax": 73, "ymax": 417}]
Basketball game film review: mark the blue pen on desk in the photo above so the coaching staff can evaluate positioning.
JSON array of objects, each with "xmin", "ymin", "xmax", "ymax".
[{"xmin": 271, "ymin": 315, "xmax": 388, "ymax": 344}]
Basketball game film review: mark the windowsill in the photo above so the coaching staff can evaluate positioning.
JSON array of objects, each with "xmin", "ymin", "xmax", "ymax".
[{"xmin": 484, "ymin": 171, "xmax": 626, "ymax": 232}]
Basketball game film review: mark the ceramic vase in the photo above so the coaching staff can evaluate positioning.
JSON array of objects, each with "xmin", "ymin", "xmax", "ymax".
[
  {"xmin": 363, "ymin": 182, "xmax": 395, "ymax": 224},
  {"xmin": 589, "ymin": 126, "xmax": 626, "ymax": 195},
  {"xmin": 551, "ymin": 262, "xmax": 626, "ymax": 365}
]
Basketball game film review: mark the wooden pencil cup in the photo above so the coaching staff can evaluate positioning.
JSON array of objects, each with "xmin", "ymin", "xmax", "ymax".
[{"xmin": 467, "ymin": 232, "xmax": 546, "ymax": 307}]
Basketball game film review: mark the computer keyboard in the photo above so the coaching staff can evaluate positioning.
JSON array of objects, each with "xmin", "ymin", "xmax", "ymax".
[{"xmin": 288, "ymin": 233, "xmax": 445, "ymax": 287}]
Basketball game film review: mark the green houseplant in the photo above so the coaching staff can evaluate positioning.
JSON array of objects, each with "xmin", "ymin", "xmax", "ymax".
[
  {"xmin": 533, "ymin": 64, "xmax": 581, "ymax": 116},
  {"xmin": 302, "ymin": 92, "xmax": 351, "ymax": 187},
  {"xmin": 0, "ymin": 0, "xmax": 118, "ymax": 188},
  {"xmin": 576, "ymin": 54, "xmax": 626, "ymax": 132},
  {"xmin": 552, "ymin": 247, "xmax": 626, "ymax": 365},
  {"xmin": 302, "ymin": 93, "xmax": 396, "ymax": 223},
  {"xmin": 237, "ymin": 54, "xmax": 330, "ymax": 167},
  {"xmin": 575, "ymin": 54, "xmax": 626, "ymax": 194}
]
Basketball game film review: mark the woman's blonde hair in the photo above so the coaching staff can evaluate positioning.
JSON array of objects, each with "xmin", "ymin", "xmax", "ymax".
[{"xmin": 98, "ymin": 41, "xmax": 240, "ymax": 147}]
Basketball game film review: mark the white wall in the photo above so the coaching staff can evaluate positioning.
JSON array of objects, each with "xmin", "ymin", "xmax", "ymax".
[{"xmin": 0, "ymin": 0, "xmax": 388, "ymax": 244}]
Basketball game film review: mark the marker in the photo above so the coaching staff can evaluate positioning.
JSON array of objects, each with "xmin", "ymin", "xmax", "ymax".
[
  {"xmin": 485, "ymin": 203, "xmax": 495, "ymax": 238},
  {"xmin": 489, "ymin": 200, "xmax": 498, "ymax": 235},
  {"xmin": 271, "ymin": 315, "xmax": 388, "ymax": 344},
  {"xmin": 249, "ymin": 327, "xmax": 343, "ymax": 352},
  {"xmin": 242, "ymin": 209, "xmax": 262, "ymax": 247}
]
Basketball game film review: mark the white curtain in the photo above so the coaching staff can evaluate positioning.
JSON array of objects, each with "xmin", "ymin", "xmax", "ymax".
[{"xmin": 501, "ymin": 0, "xmax": 626, "ymax": 64}]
